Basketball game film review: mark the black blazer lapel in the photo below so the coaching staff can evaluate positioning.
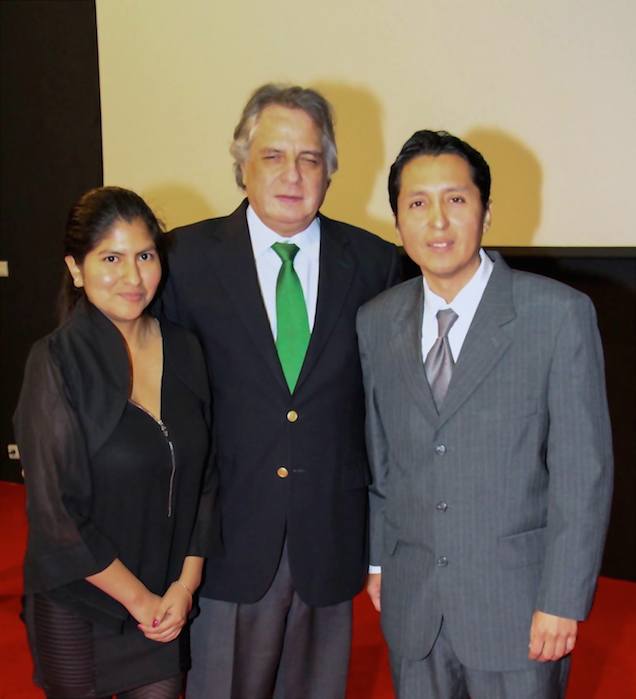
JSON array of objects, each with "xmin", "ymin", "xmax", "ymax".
[
  {"xmin": 204, "ymin": 201, "xmax": 288, "ymax": 392},
  {"xmin": 294, "ymin": 216, "xmax": 356, "ymax": 392},
  {"xmin": 438, "ymin": 252, "xmax": 516, "ymax": 427}
]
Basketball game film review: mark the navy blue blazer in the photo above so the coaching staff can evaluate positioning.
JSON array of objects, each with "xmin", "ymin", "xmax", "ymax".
[{"xmin": 161, "ymin": 200, "xmax": 400, "ymax": 606}]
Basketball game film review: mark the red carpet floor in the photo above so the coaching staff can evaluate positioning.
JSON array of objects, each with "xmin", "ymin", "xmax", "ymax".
[{"xmin": 1, "ymin": 481, "xmax": 634, "ymax": 698}]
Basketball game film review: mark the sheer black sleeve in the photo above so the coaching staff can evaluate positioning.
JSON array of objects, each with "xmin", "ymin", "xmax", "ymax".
[{"xmin": 15, "ymin": 338, "xmax": 118, "ymax": 594}]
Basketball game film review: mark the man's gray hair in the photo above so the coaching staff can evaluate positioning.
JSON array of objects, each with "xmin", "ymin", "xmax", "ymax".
[{"xmin": 230, "ymin": 83, "xmax": 338, "ymax": 189}]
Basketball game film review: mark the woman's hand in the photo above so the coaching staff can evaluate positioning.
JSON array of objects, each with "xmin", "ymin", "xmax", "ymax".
[
  {"xmin": 137, "ymin": 581, "xmax": 193, "ymax": 643},
  {"xmin": 128, "ymin": 589, "xmax": 163, "ymax": 628},
  {"xmin": 85, "ymin": 559, "xmax": 163, "ymax": 630}
]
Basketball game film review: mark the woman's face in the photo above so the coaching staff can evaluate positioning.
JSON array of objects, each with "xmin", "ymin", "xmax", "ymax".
[{"xmin": 65, "ymin": 217, "xmax": 162, "ymax": 329}]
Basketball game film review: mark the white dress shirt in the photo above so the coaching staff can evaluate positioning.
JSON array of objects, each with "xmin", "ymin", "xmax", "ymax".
[
  {"xmin": 369, "ymin": 249, "xmax": 494, "ymax": 575},
  {"xmin": 421, "ymin": 248, "xmax": 494, "ymax": 363},
  {"xmin": 246, "ymin": 205, "xmax": 321, "ymax": 339}
]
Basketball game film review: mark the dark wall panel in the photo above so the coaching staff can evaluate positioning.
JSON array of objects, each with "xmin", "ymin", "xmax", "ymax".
[
  {"xmin": 0, "ymin": 0, "xmax": 102, "ymax": 481},
  {"xmin": 495, "ymin": 249, "xmax": 636, "ymax": 583},
  {"xmin": 403, "ymin": 249, "xmax": 636, "ymax": 581}
]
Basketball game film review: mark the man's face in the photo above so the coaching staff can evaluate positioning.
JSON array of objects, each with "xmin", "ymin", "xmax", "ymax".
[
  {"xmin": 396, "ymin": 153, "xmax": 491, "ymax": 301},
  {"xmin": 241, "ymin": 105, "xmax": 329, "ymax": 237}
]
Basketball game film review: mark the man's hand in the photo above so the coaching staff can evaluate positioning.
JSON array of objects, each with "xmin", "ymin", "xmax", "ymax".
[
  {"xmin": 367, "ymin": 573, "xmax": 382, "ymax": 612},
  {"xmin": 528, "ymin": 610, "xmax": 577, "ymax": 662}
]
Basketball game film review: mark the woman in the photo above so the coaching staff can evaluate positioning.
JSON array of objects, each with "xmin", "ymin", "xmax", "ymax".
[{"xmin": 14, "ymin": 187, "xmax": 219, "ymax": 698}]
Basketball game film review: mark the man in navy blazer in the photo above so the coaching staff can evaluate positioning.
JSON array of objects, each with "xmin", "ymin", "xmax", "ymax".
[
  {"xmin": 161, "ymin": 84, "xmax": 400, "ymax": 698},
  {"xmin": 357, "ymin": 130, "xmax": 613, "ymax": 698}
]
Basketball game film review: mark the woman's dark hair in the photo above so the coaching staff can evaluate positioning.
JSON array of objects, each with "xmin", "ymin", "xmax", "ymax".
[
  {"xmin": 59, "ymin": 186, "xmax": 167, "ymax": 321},
  {"xmin": 388, "ymin": 130, "xmax": 491, "ymax": 218}
]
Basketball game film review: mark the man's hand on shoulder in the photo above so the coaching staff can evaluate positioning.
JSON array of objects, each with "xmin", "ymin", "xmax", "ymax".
[
  {"xmin": 367, "ymin": 573, "xmax": 382, "ymax": 612},
  {"xmin": 528, "ymin": 610, "xmax": 577, "ymax": 662}
]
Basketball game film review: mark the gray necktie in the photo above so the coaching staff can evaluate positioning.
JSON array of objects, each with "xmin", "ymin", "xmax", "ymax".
[{"xmin": 425, "ymin": 308, "xmax": 459, "ymax": 410}]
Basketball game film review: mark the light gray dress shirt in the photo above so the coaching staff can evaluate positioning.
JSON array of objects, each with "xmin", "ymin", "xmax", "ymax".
[{"xmin": 420, "ymin": 248, "xmax": 494, "ymax": 362}]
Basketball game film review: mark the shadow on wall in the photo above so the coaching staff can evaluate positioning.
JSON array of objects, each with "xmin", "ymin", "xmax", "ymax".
[
  {"xmin": 143, "ymin": 183, "xmax": 219, "ymax": 232},
  {"xmin": 310, "ymin": 81, "xmax": 397, "ymax": 243},
  {"xmin": 463, "ymin": 128, "xmax": 543, "ymax": 248}
]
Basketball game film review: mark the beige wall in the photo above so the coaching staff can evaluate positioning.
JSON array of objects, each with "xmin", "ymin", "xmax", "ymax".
[{"xmin": 96, "ymin": 0, "xmax": 635, "ymax": 246}]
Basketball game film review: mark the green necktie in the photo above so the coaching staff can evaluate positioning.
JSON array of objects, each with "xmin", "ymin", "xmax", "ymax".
[{"xmin": 272, "ymin": 242, "xmax": 310, "ymax": 392}]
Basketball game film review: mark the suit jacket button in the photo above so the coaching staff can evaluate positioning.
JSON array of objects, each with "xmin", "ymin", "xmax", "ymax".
[
  {"xmin": 436, "ymin": 501, "xmax": 448, "ymax": 512},
  {"xmin": 276, "ymin": 466, "xmax": 289, "ymax": 478},
  {"xmin": 286, "ymin": 410, "xmax": 298, "ymax": 423},
  {"xmin": 435, "ymin": 444, "xmax": 447, "ymax": 455},
  {"xmin": 436, "ymin": 555, "xmax": 448, "ymax": 567}
]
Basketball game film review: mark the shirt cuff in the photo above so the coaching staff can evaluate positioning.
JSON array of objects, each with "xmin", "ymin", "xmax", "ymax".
[{"xmin": 369, "ymin": 565, "xmax": 382, "ymax": 574}]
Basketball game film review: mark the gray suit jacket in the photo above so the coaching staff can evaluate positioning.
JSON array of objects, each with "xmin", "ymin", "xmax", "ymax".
[{"xmin": 356, "ymin": 251, "xmax": 613, "ymax": 672}]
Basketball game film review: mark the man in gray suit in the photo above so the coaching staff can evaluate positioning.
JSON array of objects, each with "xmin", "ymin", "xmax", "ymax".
[{"xmin": 357, "ymin": 130, "xmax": 613, "ymax": 698}]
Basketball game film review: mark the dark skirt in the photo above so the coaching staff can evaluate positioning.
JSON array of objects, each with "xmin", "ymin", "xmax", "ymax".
[{"xmin": 24, "ymin": 593, "xmax": 185, "ymax": 698}]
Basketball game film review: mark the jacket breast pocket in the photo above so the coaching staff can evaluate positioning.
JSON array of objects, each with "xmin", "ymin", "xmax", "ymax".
[
  {"xmin": 498, "ymin": 526, "xmax": 546, "ymax": 569},
  {"xmin": 475, "ymin": 397, "xmax": 540, "ymax": 422}
]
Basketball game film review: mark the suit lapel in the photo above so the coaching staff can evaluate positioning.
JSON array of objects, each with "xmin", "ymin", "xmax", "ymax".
[
  {"xmin": 390, "ymin": 278, "xmax": 440, "ymax": 425},
  {"xmin": 438, "ymin": 252, "xmax": 516, "ymax": 427},
  {"xmin": 294, "ymin": 215, "xmax": 356, "ymax": 392},
  {"xmin": 205, "ymin": 201, "xmax": 288, "ymax": 392}
]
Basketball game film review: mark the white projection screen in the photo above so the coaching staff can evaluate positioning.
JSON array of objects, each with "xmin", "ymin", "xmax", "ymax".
[{"xmin": 96, "ymin": 0, "xmax": 635, "ymax": 247}]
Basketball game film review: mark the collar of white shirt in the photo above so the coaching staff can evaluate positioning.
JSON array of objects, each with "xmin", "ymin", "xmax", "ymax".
[
  {"xmin": 246, "ymin": 205, "xmax": 321, "ymax": 259},
  {"xmin": 245, "ymin": 205, "xmax": 321, "ymax": 334},
  {"xmin": 421, "ymin": 249, "xmax": 494, "ymax": 361}
]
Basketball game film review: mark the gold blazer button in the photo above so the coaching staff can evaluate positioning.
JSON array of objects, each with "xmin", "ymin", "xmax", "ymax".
[
  {"xmin": 277, "ymin": 466, "xmax": 289, "ymax": 478},
  {"xmin": 286, "ymin": 410, "xmax": 298, "ymax": 423}
]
